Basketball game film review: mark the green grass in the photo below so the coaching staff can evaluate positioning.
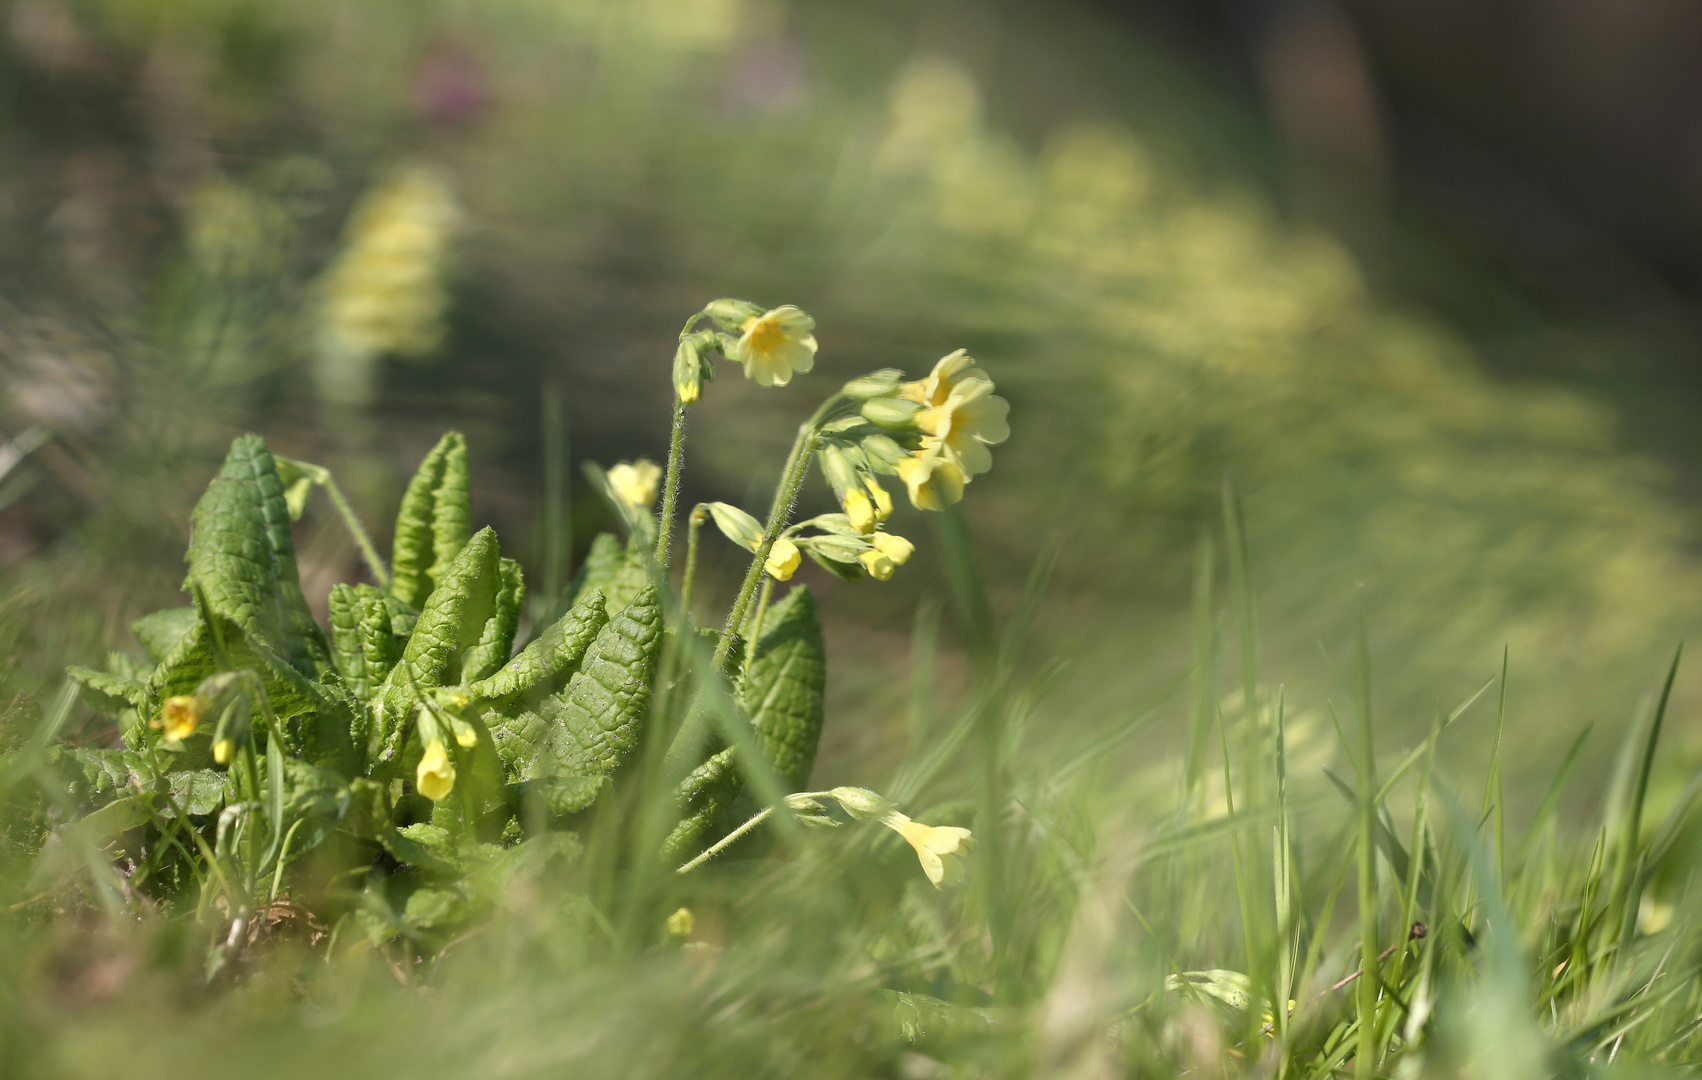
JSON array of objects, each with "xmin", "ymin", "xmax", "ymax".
[{"xmin": 3, "ymin": 487, "xmax": 1702, "ymax": 1079}]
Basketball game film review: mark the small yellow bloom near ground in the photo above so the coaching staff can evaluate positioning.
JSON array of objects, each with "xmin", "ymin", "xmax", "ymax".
[
  {"xmin": 666, "ymin": 907, "xmax": 695, "ymax": 938},
  {"xmin": 858, "ymin": 532, "xmax": 915, "ymax": 581},
  {"xmin": 416, "ymin": 738, "xmax": 456, "ymax": 801},
  {"xmin": 735, "ymin": 306, "xmax": 817, "ymax": 387},
  {"xmin": 766, "ymin": 537, "xmax": 801, "ymax": 580},
  {"xmin": 213, "ymin": 738, "xmax": 235, "ymax": 765},
  {"xmin": 153, "ymin": 695, "xmax": 207, "ymax": 742},
  {"xmin": 608, "ymin": 459, "xmax": 662, "ymax": 508},
  {"xmin": 897, "ymin": 446, "xmax": 967, "ymax": 510}
]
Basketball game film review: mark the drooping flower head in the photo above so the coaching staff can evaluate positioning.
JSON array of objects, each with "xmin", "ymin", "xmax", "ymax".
[
  {"xmin": 826, "ymin": 786, "xmax": 972, "ymax": 887},
  {"xmin": 608, "ymin": 458, "xmax": 662, "ymax": 509},
  {"xmin": 416, "ymin": 737, "xmax": 457, "ymax": 801},
  {"xmin": 734, "ymin": 306, "xmax": 818, "ymax": 387},
  {"xmin": 884, "ymin": 813, "xmax": 973, "ymax": 887}
]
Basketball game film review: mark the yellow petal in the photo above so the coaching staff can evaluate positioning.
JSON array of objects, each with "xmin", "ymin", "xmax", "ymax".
[
  {"xmin": 766, "ymin": 538, "xmax": 801, "ymax": 580},
  {"xmin": 416, "ymin": 738, "xmax": 457, "ymax": 801},
  {"xmin": 844, "ymin": 489, "xmax": 876, "ymax": 533}
]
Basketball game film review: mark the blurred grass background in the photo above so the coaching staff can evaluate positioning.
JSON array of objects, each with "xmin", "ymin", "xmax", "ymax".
[
  {"xmin": 7, "ymin": 1, "xmax": 1702, "ymax": 1076},
  {"xmin": 0, "ymin": 0, "xmax": 1698, "ymax": 855}
]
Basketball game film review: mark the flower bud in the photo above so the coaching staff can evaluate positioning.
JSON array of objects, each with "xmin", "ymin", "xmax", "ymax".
[
  {"xmin": 844, "ymin": 489, "xmax": 877, "ymax": 534},
  {"xmin": 765, "ymin": 537, "xmax": 801, "ymax": 581},
  {"xmin": 667, "ymin": 907, "xmax": 695, "ymax": 938},
  {"xmin": 818, "ymin": 445, "xmax": 860, "ymax": 499},
  {"xmin": 829, "ymin": 786, "xmax": 894, "ymax": 820},
  {"xmin": 702, "ymin": 298, "xmax": 765, "ymax": 330},
  {"xmin": 840, "ymin": 369, "xmax": 903, "ymax": 399},
  {"xmin": 861, "ymin": 397, "xmax": 924, "ymax": 431},
  {"xmin": 706, "ymin": 502, "xmax": 764, "ymax": 551},
  {"xmin": 673, "ymin": 337, "xmax": 703, "ymax": 405},
  {"xmin": 416, "ymin": 738, "xmax": 456, "ymax": 801},
  {"xmin": 860, "ymin": 433, "xmax": 911, "ymax": 472}
]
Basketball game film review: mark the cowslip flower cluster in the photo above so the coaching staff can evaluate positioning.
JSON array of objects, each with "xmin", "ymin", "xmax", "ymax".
[{"xmin": 153, "ymin": 694, "xmax": 207, "ymax": 742}]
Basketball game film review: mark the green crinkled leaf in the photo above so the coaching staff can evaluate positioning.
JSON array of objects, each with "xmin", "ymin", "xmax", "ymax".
[
  {"xmin": 373, "ymin": 527, "xmax": 502, "ymax": 762},
  {"xmin": 162, "ymin": 768, "xmax": 228, "ymax": 818},
  {"xmin": 131, "ymin": 608, "xmax": 199, "ymax": 663},
  {"xmin": 402, "ymin": 885, "xmax": 469, "ymax": 932},
  {"xmin": 149, "ymin": 614, "xmax": 357, "ymax": 773},
  {"xmin": 67, "ymin": 665, "xmax": 146, "ymax": 720},
  {"xmin": 462, "ymin": 557, "xmax": 524, "ymax": 685},
  {"xmin": 469, "ymin": 589, "xmax": 607, "ymax": 707},
  {"xmin": 661, "ymin": 745, "xmax": 740, "ymax": 863},
  {"xmin": 379, "ymin": 825, "xmax": 460, "ymax": 876},
  {"xmin": 390, "ymin": 431, "xmax": 472, "ymax": 610},
  {"xmin": 328, "ymin": 582, "xmax": 405, "ymax": 704},
  {"xmin": 185, "ymin": 434, "xmax": 330, "ymax": 677},
  {"xmin": 569, "ymin": 532, "xmax": 649, "ymax": 615},
  {"xmin": 533, "ymin": 585, "xmax": 663, "ymax": 779},
  {"xmin": 508, "ymin": 773, "xmax": 610, "ymax": 820},
  {"xmin": 741, "ymin": 585, "xmax": 826, "ymax": 792}
]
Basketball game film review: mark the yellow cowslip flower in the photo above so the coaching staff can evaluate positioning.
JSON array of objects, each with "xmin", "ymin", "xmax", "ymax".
[
  {"xmin": 213, "ymin": 738, "xmax": 235, "ymax": 765},
  {"xmin": 608, "ymin": 459, "xmax": 662, "ymax": 509},
  {"xmin": 154, "ymin": 695, "xmax": 207, "ymax": 742},
  {"xmin": 416, "ymin": 738, "xmax": 456, "ymax": 801},
  {"xmin": 900, "ymin": 349, "xmax": 989, "ymax": 408},
  {"xmin": 866, "ymin": 478, "xmax": 894, "ymax": 521},
  {"xmin": 896, "ymin": 445, "xmax": 966, "ymax": 510},
  {"xmin": 734, "ymin": 306, "xmax": 817, "ymax": 387},
  {"xmin": 844, "ymin": 488, "xmax": 877, "ymax": 533},
  {"xmin": 766, "ymin": 537, "xmax": 801, "ymax": 580},
  {"xmin": 881, "ymin": 810, "xmax": 973, "ymax": 887},
  {"xmin": 858, "ymin": 532, "xmax": 915, "ymax": 582},
  {"xmin": 917, "ymin": 377, "xmax": 1010, "ymax": 478}
]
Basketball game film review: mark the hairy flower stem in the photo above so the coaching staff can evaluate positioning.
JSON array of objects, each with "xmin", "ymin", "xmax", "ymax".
[
  {"xmin": 678, "ymin": 505, "xmax": 708, "ymax": 625},
  {"xmin": 676, "ymin": 805, "xmax": 772, "ymax": 874},
  {"xmin": 742, "ymin": 577, "xmax": 775, "ymax": 682},
  {"xmin": 654, "ymin": 397, "xmax": 689, "ymax": 572},
  {"xmin": 320, "ymin": 472, "xmax": 391, "ymax": 591},
  {"xmin": 712, "ymin": 395, "xmax": 844, "ymax": 672}
]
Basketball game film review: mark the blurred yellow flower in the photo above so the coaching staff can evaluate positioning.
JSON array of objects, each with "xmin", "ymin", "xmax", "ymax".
[
  {"xmin": 881, "ymin": 811, "xmax": 972, "ymax": 887},
  {"xmin": 608, "ymin": 459, "xmax": 662, "ymax": 508},
  {"xmin": 213, "ymin": 738, "xmax": 235, "ymax": 765},
  {"xmin": 858, "ymin": 532, "xmax": 914, "ymax": 581},
  {"xmin": 900, "ymin": 349, "xmax": 988, "ymax": 407},
  {"xmin": 667, "ymin": 907, "xmax": 695, "ymax": 938},
  {"xmin": 766, "ymin": 537, "xmax": 801, "ymax": 580},
  {"xmin": 417, "ymin": 737, "xmax": 457, "ymax": 801},
  {"xmin": 154, "ymin": 695, "xmax": 207, "ymax": 742},
  {"xmin": 735, "ymin": 306, "xmax": 817, "ymax": 387},
  {"xmin": 896, "ymin": 446, "xmax": 966, "ymax": 510},
  {"xmin": 918, "ymin": 377, "xmax": 1010, "ymax": 478}
]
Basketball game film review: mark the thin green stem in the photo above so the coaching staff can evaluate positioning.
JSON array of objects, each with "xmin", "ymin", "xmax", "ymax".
[
  {"xmin": 676, "ymin": 805, "xmax": 773, "ymax": 874},
  {"xmin": 679, "ymin": 505, "xmax": 708, "ymax": 623},
  {"xmin": 712, "ymin": 395, "xmax": 845, "ymax": 672},
  {"xmin": 319, "ymin": 471, "xmax": 390, "ymax": 591},
  {"xmin": 655, "ymin": 397, "xmax": 688, "ymax": 570},
  {"xmin": 743, "ymin": 577, "xmax": 775, "ymax": 682}
]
